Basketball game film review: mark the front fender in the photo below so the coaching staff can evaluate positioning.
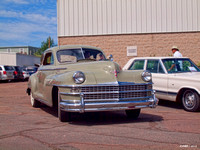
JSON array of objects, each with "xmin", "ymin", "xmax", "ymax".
[
  {"xmin": 47, "ymin": 71, "xmax": 98, "ymax": 87},
  {"xmin": 28, "ymin": 73, "xmax": 38, "ymax": 94}
]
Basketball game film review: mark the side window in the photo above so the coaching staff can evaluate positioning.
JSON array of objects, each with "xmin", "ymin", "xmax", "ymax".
[
  {"xmin": 43, "ymin": 52, "xmax": 54, "ymax": 65},
  {"xmin": 0, "ymin": 67, "xmax": 2, "ymax": 70},
  {"xmin": 128, "ymin": 60, "xmax": 145, "ymax": 70},
  {"xmin": 147, "ymin": 60, "xmax": 164, "ymax": 73}
]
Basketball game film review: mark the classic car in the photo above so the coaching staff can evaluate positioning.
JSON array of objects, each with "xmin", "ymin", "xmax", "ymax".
[
  {"xmin": 123, "ymin": 57, "xmax": 200, "ymax": 112},
  {"xmin": 27, "ymin": 45, "xmax": 158, "ymax": 122}
]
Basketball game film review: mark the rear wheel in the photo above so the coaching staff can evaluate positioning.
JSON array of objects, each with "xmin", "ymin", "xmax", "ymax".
[
  {"xmin": 30, "ymin": 93, "xmax": 40, "ymax": 107},
  {"xmin": 125, "ymin": 109, "xmax": 141, "ymax": 119},
  {"xmin": 58, "ymin": 90, "xmax": 71, "ymax": 122},
  {"xmin": 182, "ymin": 90, "xmax": 200, "ymax": 112}
]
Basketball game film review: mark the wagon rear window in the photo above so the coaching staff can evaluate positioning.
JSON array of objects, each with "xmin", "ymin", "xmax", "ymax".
[
  {"xmin": 128, "ymin": 60, "xmax": 145, "ymax": 70},
  {"xmin": 5, "ymin": 66, "xmax": 14, "ymax": 71}
]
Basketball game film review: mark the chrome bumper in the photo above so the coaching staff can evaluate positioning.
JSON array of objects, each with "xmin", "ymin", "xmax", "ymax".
[
  {"xmin": 60, "ymin": 97, "xmax": 159, "ymax": 113},
  {"xmin": 57, "ymin": 83, "xmax": 159, "ymax": 113}
]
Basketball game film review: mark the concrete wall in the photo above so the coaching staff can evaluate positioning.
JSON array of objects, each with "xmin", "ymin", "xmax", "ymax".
[{"xmin": 58, "ymin": 32, "xmax": 200, "ymax": 67}]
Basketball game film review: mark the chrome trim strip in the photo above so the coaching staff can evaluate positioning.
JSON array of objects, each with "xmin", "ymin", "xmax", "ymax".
[
  {"xmin": 61, "ymin": 99, "xmax": 81, "ymax": 103},
  {"xmin": 39, "ymin": 68, "xmax": 67, "ymax": 71},
  {"xmin": 84, "ymin": 96, "xmax": 152, "ymax": 102},
  {"xmin": 54, "ymin": 82, "xmax": 152, "ymax": 88},
  {"xmin": 60, "ymin": 92, "xmax": 80, "ymax": 96},
  {"xmin": 156, "ymin": 90, "xmax": 177, "ymax": 96},
  {"xmin": 61, "ymin": 96, "xmax": 152, "ymax": 102},
  {"xmin": 59, "ymin": 89, "xmax": 152, "ymax": 96}
]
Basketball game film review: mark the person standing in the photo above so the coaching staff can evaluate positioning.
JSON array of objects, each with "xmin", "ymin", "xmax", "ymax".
[
  {"xmin": 168, "ymin": 46, "xmax": 183, "ymax": 71},
  {"xmin": 171, "ymin": 46, "xmax": 182, "ymax": 57}
]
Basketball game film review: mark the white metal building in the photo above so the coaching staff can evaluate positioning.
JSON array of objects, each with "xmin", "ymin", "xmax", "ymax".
[
  {"xmin": 58, "ymin": 0, "xmax": 200, "ymax": 36},
  {"xmin": 57, "ymin": 0, "xmax": 200, "ymax": 66}
]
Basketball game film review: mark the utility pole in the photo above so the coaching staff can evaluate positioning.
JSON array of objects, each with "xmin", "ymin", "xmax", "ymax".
[{"xmin": 48, "ymin": 36, "xmax": 50, "ymax": 48}]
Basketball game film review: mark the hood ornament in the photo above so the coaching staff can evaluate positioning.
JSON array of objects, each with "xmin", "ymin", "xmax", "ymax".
[{"xmin": 114, "ymin": 69, "xmax": 120, "ymax": 77}]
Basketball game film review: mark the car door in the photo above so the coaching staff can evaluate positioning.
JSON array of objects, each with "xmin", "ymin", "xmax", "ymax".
[
  {"xmin": 146, "ymin": 59, "xmax": 168, "ymax": 99},
  {"xmin": 37, "ymin": 51, "xmax": 56, "ymax": 103}
]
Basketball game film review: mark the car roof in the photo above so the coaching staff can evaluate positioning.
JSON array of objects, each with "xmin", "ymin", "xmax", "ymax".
[
  {"xmin": 128, "ymin": 57, "xmax": 189, "ymax": 60},
  {"xmin": 44, "ymin": 45, "xmax": 103, "ymax": 53}
]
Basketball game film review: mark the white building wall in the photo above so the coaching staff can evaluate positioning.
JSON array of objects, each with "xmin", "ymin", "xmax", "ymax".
[
  {"xmin": 0, "ymin": 53, "xmax": 17, "ymax": 66},
  {"xmin": 57, "ymin": 0, "xmax": 200, "ymax": 37},
  {"xmin": 0, "ymin": 53, "xmax": 40, "ymax": 66}
]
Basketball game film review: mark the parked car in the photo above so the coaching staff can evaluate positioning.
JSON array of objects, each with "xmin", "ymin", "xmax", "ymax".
[
  {"xmin": 0, "ymin": 65, "xmax": 15, "ymax": 81},
  {"xmin": 25, "ymin": 66, "xmax": 38, "ymax": 76},
  {"xmin": 13, "ymin": 66, "xmax": 24, "ymax": 80},
  {"xmin": 123, "ymin": 57, "xmax": 200, "ymax": 112},
  {"xmin": 27, "ymin": 45, "xmax": 158, "ymax": 122},
  {"xmin": 21, "ymin": 68, "xmax": 30, "ymax": 80}
]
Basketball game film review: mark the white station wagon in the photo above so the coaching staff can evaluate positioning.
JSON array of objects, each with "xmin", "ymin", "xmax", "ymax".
[{"xmin": 123, "ymin": 57, "xmax": 200, "ymax": 112}]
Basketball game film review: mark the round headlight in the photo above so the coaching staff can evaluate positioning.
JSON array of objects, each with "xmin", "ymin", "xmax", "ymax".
[
  {"xmin": 141, "ymin": 71, "xmax": 152, "ymax": 82},
  {"xmin": 73, "ymin": 71, "xmax": 85, "ymax": 84}
]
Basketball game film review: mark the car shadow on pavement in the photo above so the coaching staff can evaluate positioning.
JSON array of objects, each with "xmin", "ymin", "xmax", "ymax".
[
  {"xmin": 40, "ymin": 105, "xmax": 58, "ymax": 117},
  {"xmin": 69, "ymin": 111, "xmax": 163, "ymax": 126},
  {"xmin": 40, "ymin": 105, "xmax": 163, "ymax": 126},
  {"xmin": 158, "ymin": 99, "xmax": 183, "ymax": 110}
]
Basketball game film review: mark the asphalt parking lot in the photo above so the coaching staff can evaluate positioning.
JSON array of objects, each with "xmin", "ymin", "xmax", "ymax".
[{"xmin": 0, "ymin": 81, "xmax": 199, "ymax": 150}]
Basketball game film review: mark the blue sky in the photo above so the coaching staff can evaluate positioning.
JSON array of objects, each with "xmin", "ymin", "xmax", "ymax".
[{"xmin": 0, "ymin": 0, "xmax": 57, "ymax": 48}]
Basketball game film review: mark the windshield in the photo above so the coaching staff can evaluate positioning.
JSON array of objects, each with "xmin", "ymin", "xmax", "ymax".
[
  {"xmin": 56, "ymin": 48, "xmax": 106, "ymax": 63},
  {"xmin": 162, "ymin": 58, "xmax": 200, "ymax": 73}
]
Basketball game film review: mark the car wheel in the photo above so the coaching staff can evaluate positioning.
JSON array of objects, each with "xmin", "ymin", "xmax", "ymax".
[
  {"xmin": 125, "ymin": 109, "xmax": 141, "ymax": 119},
  {"xmin": 182, "ymin": 90, "xmax": 200, "ymax": 112},
  {"xmin": 30, "ymin": 93, "xmax": 40, "ymax": 107},
  {"xmin": 58, "ymin": 90, "xmax": 71, "ymax": 122}
]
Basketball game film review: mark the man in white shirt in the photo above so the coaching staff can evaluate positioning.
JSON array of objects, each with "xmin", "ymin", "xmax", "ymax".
[
  {"xmin": 168, "ymin": 46, "xmax": 183, "ymax": 71},
  {"xmin": 171, "ymin": 46, "xmax": 183, "ymax": 57}
]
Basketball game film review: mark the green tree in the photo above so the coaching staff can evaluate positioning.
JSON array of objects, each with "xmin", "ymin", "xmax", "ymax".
[{"xmin": 34, "ymin": 36, "xmax": 55, "ymax": 57}]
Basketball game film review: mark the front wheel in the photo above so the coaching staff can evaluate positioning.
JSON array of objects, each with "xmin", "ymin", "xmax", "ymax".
[
  {"xmin": 125, "ymin": 109, "xmax": 141, "ymax": 119},
  {"xmin": 182, "ymin": 90, "xmax": 200, "ymax": 112},
  {"xmin": 30, "ymin": 93, "xmax": 40, "ymax": 107}
]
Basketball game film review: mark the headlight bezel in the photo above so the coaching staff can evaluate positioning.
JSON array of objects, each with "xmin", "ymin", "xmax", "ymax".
[
  {"xmin": 73, "ymin": 71, "xmax": 85, "ymax": 84},
  {"xmin": 141, "ymin": 70, "xmax": 152, "ymax": 82}
]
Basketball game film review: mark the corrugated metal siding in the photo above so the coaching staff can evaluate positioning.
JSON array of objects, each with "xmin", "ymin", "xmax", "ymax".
[{"xmin": 57, "ymin": 0, "xmax": 200, "ymax": 37}]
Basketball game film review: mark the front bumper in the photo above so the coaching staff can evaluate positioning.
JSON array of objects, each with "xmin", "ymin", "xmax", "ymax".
[{"xmin": 55, "ymin": 82, "xmax": 159, "ymax": 113}]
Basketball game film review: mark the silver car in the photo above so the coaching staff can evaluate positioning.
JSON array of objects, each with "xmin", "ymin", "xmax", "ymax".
[{"xmin": 0, "ymin": 65, "xmax": 15, "ymax": 81}]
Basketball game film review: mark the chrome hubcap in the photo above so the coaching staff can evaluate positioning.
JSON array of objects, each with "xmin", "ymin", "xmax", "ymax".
[{"xmin": 184, "ymin": 92, "xmax": 195, "ymax": 108}]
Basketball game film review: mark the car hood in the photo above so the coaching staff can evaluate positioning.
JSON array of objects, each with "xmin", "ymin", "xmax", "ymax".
[{"xmin": 53, "ymin": 61, "xmax": 145, "ymax": 85}]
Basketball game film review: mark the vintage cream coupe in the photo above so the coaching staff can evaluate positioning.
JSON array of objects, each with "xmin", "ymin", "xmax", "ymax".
[
  {"xmin": 27, "ymin": 45, "xmax": 158, "ymax": 122},
  {"xmin": 123, "ymin": 57, "xmax": 200, "ymax": 112}
]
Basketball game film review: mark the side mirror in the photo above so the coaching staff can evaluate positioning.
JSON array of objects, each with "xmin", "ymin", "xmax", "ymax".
[
  {"xmin": 34, "ymin": 64, "xmax": 40, "ymax": 67},
  {"xmin": 108, "ymin": 54, "xmax": 113, "ymax": 61}
]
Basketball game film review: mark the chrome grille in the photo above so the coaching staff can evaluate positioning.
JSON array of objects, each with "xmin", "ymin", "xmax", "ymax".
[
  {"xmin": 81, "ymin": 86, "xmax": 119, "ymax": 92},
  {"xmin": 83, "ymin": 92, "xmax": 147, "ymax": 100},
  {"xmin": 81, "ymin": 85, "xmax": 146, "ymax": 93},
  {"xmin": 81, "ymin": 84, "xmax": 150, "ymax": 101}
]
